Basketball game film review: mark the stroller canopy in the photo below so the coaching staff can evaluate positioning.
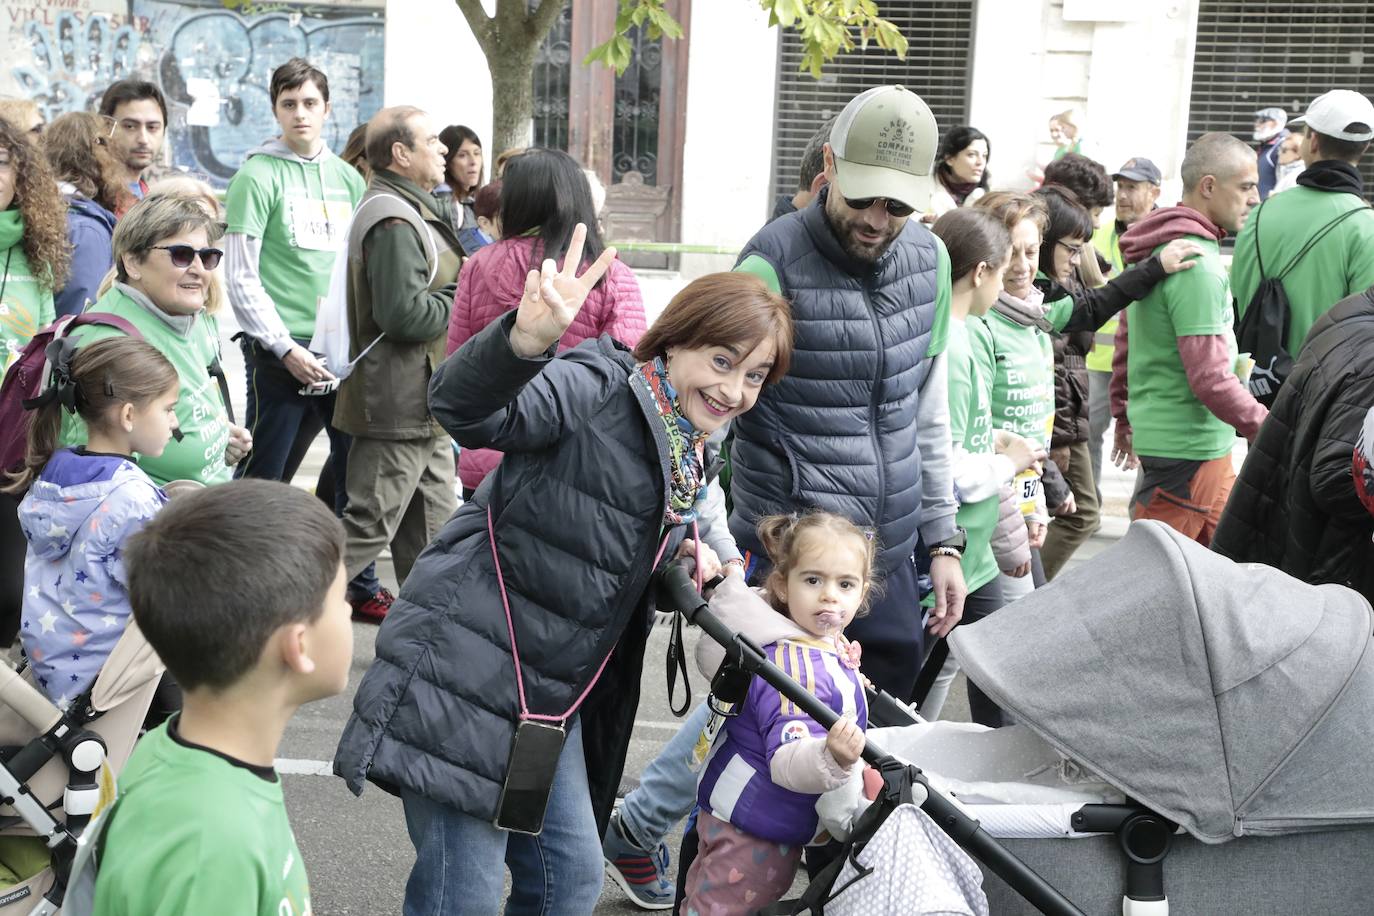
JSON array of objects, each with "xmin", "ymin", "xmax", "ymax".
[{"xmin": 950, "ymin": 520, "xmax": 1374, "ymax": 844}]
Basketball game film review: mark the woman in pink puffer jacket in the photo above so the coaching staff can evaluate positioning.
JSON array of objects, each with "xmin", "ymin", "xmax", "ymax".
[{"xmin": 446, "ymin": 149, "xmax": 647, "ymax": 492}]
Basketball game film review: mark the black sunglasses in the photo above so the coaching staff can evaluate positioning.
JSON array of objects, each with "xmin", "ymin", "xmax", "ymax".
[
  {"xmin": 840, "ymin": 193, "xmax": 916, "ymax": 218},
  {"xmin": 151, "ymin": 245, "xmax": 223, "ymax": 270}
]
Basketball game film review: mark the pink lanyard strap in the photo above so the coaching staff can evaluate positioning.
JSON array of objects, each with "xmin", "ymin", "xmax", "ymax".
[{"xmin": 487, "ymin": 507, "xmax": 693, "ymax": 723}]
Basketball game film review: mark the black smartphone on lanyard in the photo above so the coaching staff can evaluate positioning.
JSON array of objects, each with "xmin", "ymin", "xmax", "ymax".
[{"xmin": 494, "ymin": 720, "xmax": 567, "ymax": 834}]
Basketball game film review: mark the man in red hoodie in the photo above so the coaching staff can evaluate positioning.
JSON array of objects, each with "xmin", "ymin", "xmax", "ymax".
[{"xmin": 1109, "ymin": 132, "xmax": 1268, "ymax": 545}]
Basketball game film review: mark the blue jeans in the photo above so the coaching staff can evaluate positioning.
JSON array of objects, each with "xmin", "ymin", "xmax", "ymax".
[
  {"xmin": 400, "ymin": 718, "xmax": 603, "ymax": 915},
  {"xmin": 618, "ymin": 702, "xmax": 711, "ymax": 849},
  {"xmin": 235, "ymin": 337, "xmax": 380, "ymax": 598}
]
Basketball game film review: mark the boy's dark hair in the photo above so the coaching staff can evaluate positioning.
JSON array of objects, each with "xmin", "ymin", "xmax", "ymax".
[
  {"xmin": 126, "ymin": 480, "xmax": 345, "ymax": 692},
  {"xmin": 1042, "ymin": 152, "xmax": 1114, "ymax": 209},
  {"xmin": 98, "ymin": 79, "xmax": 167, "ymax": 125},
  {"xmin": 270, "ymin": 57, "xmax": 330, "ymax": 106}
]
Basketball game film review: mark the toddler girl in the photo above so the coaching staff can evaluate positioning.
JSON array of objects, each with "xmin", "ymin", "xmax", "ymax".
[
  {"xmin": 6, "ymin": 336, "xmax": 179, "ymax": 708},
  {"xmin": 683, "ymin": 510, "xmax": 876, "ymax": 915}
]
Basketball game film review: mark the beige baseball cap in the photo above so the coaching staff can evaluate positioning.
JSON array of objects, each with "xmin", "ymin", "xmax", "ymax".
[{"xmin": 829, "ymin": 85, "xmax": 939, "ymax": 210}]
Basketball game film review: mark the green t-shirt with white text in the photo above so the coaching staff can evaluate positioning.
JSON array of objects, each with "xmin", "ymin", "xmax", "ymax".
[
  {"xmin": 225, "ymin": 149, "xmax": 365, "ymax": 340},
  {"xmin": 93, "ymin": 720, "xmax": 311, "ymax": 916},
  {"xmin": 946, "ymin": 316, "xmax": 999, "ymax": 593},
  {"xmin": 1125, "ymin": 235, "xmax": 1237, "ymax": 460}
]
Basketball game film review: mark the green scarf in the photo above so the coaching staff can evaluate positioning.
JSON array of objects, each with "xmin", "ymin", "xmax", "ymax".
[
  {"xmin": 0, "ymin": 208, "xmax": 55, "ymax": 375},
  {"xmin": 0, "ymin": 209, "xmax": 22, "ymax": 251}
]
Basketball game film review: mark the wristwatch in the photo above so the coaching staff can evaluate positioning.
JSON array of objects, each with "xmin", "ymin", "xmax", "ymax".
[{"xmin": 929, "ymin": 527, "xmax": 967, "ymax": 559}]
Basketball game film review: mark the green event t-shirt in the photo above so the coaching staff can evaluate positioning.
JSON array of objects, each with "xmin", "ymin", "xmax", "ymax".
[
  {"xmin": 735, "ymin": 232, "xmax": 951, "ymax": 359},
  {"xmin": 946, "ymin": 316, "xmax": 999, "ymax": 593},
  {"xmin": 1230, "ymin": 186, "xmax": 1374, "ymax": 352},
  {"xmin": 63, "ymin": 287, "xmax": 232, "ymax": 486},
  {"xmin": 224, "ymin": 150, "xmax": 365, "ymax": 340},
  {"xmin": 1125, "ymin": 235, "xmax": 1237, "ymax": 460},
  {"xmin": 0, "ymin": 210, "xmax": 56, "ymax": 374},
  {"xmin": 980, "ymin": 305, "xmax": 1054, "ymax": 516},
  {"xmin": 93, "ymin": 719, "xmax": 311, "ymax": 916}
]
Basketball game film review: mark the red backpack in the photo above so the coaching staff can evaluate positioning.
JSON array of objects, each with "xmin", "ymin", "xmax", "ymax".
[{"xmin": 0, "ymin": 313, "xmax": 142, "ymax": 476}]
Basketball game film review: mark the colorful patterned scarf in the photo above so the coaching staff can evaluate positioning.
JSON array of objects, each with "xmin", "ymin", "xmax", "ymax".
[{"xmin": 632, "ymin": 357, "xmax": 708, "ymax": 525}]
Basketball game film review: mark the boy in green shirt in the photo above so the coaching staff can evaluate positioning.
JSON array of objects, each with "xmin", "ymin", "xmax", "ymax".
[
  {"xmin": 224, "ymin": 58, "xmax": 382, "ymax": 618},
  {"xmin": 92, "ymin": 480, "xmax": 352, "ymax": 915},
  {"xmin": 1112, "ymin": 133, "xmax": 1269, "ymax": 545}
]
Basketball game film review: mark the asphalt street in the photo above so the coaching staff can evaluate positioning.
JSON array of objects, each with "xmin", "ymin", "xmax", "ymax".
[{"xmin": 213, "ymin": 306, "xmax": 1138, "ymax": 914}]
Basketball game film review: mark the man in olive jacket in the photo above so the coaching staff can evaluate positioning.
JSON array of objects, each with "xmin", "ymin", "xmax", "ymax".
[{"xmin": 333, "ymin": 106, "xmax": 461, "ymax": 616}]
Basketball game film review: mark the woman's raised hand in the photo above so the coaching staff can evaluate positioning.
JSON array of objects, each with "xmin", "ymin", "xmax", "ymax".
[{"xmin": 509, "ymin": 223, "xmax": 619, "ymax": 358}]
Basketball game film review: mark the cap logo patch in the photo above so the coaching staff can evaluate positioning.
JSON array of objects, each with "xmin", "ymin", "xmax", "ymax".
[
  {"xmin": 875, "ymin": 117, "xmax": 916, "ymax": 167},
  {"xmin": 781, "ymin": 721, "xmax": 809, "ymax": 743}
]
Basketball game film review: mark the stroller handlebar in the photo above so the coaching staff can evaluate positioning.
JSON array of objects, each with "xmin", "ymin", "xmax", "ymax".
[{"xmin": 659, "ymin": 563, "xmax": 1086, "ymax": 916}]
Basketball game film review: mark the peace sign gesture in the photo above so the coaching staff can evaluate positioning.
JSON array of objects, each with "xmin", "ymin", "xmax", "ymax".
[{"xmin": 509, "ymin": 223, "xmax": 619, "ymax": 358}]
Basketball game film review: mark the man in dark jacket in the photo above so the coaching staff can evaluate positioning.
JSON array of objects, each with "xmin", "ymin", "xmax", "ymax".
[
  {"xmin": 1213, "ymin": 287, "xmax": 1374, "ymax": 602},
  {"xmin": 332, "ymin": 106, "xmax": 461, "ymax": 616},
  {"xmin": 734, "ymin": 85, "xmax": 965, "ymax": 701}
]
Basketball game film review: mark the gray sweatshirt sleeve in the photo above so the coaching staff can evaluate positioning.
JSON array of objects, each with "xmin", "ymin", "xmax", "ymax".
[
  {"xmin": 916, "ymin": 350, "xmax": 959, "ymax": 546},
  {"xmin": 225, "ymin": 232, "xmax": 295, "ymax": 358},
  {"xmin": 695, "ymin": 478, "xmax": 742, "ymax": 565}
]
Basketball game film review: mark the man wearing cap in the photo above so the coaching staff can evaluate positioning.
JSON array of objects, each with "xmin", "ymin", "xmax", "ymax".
[
  {"xmin": 1086, "ymin": 157, "xmax": 1163, "ymax": 488},
  {"xmin": 732, "ymin": 85, "xmax": 964, "ymax": 700},
  {"xmin": 1253, "ymin": 107, "xmax": 1289, "ymax": 201},
  {"xmin": 1232, "ymin": 90, "xmax": 1374, "ymax": 383}
]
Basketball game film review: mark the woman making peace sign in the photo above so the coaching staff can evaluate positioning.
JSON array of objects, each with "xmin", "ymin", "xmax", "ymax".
[{"xmin": 336, "ymin": 225, "xmax": 794, "ymax": 914}]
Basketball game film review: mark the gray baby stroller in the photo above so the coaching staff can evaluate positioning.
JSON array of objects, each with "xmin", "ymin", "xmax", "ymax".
[
  {"xmin": 0, "ymin": 622, "xmax": 163, "ymax": 915},
  {"xmin": 664, "ymin": 519, "xmax": 1374, "ymax": 913},
  {"xmin": 949, "ymin": 519, "xmax": 1374, "ymax": 914}
]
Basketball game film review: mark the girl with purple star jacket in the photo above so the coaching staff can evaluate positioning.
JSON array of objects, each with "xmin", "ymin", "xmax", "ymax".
[
  {"xmin": 684, "ymin": 511, "xmax": 877, "ymax": 916},
  {"xmin": 5, "ymin": 336, "xmax": 179, "ymax": 708}
]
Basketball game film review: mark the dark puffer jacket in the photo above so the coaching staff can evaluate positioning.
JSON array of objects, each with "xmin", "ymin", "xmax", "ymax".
[
  {"xmin": 1213, "ymin": 289, "xmax": 1374, "ymax": 601},
  {"xmin": 334, "ymin": 313, "xmax": 689, "ymax": 829},
  {"xmin": 729, "ymin": 189, "xmax": 942, "ymax": 572}
]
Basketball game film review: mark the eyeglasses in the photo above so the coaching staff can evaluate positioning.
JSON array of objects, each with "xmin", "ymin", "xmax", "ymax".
[
  {"xmin": 1056, "ymin": 240, "xmax": 1085, "ymax": 258},
  {"xmin": 151, "ymin": 245, "xmax": 223, "ymax": 270},
  {"xmin": 840, "ymin": 193, "xmax": 916, "ymax": 218}
]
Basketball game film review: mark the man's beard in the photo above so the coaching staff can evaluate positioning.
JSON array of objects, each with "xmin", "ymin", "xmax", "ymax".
[{"xmin": 825, "ymin": 206, "xmax": 900, "ymax": 264}]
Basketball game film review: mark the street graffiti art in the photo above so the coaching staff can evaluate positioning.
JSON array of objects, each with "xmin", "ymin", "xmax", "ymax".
[
  {"xmin": 1, "ymin": 1, "xmax": 148, "ymax": 119},
  {"xmin": 136, "ymin": 0, "xmax": 385, "ymax": 183},
  {"xmin": 2, "ymin": 0, "xmax": 385, "ymax": 186}
]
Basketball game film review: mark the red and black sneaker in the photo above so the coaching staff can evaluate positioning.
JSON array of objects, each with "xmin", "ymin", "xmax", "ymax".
[{"xmin": 350, "ymin": 587, "xmax": 395, "ymax": 624}]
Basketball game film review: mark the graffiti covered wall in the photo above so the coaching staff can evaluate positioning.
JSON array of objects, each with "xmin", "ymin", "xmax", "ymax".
[{"xmin": 2, "ymin": 0, "xmax": 385, "ymax": 185}]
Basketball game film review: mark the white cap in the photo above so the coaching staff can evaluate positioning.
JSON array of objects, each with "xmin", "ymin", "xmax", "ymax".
[
  {"xmin": 1289, "ymin": 90, "xmax": 1374, "ymax": 142},
  {"xmin": 829, "ymin": 85, "xmax": 939, "ymax": 210}
]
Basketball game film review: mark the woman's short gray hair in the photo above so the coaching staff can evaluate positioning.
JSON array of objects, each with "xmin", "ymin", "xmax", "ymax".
[{"xmin": 112, "ymin": 194, "xmax": 224, "ymax": 281}]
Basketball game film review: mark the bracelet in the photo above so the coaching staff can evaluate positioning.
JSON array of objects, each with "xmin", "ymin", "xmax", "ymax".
[{"xmin": 929, "ymin": 546, "xmax": 963, "ymax": 559}]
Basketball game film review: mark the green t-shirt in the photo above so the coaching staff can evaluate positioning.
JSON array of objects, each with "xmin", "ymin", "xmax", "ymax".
[
  {"xmin": 1231, "ymin": 187, "xmax": 1374, "ymax": 352},
  {"xmin": 224, "ymin": 149, "xmax": 366, "ymax": 340},
  {"xmin": 63, "ymin": 287, "xmax": 232, "ymax": 486},
  {"xmin": 981, "ymin": 306, "xmax": 1054, "ymax": 516},
  {"xmin": 0, "ymin": 210, "xmax": 56, "ymax": 374},
  {"xmin": 93, "ymin": 719, "xmax": 311, "ymax": 916},
  {"xmin": 1125, "ymin": 235, "xmax": 1236, "ymax": 460},
  {"xmin": 735, "ymin": 233, "xmax": 952, "ymax": 359},
  {"xmin": 946, "ymin": 316, "xmax": 999, "ymax": 593}
]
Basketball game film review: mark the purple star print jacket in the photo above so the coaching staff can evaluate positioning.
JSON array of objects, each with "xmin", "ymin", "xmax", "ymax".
[{"xmin": 18, "ymin": 449, "xmax": 166, "ymax": 707}]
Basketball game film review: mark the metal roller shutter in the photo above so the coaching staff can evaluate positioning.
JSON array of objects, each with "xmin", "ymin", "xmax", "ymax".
[
  {"xmin": 770, "ymin": 1, "xmax": 976, "ymax": 205},
  {"xmin": 1188, "ymin": 1, "xmax": 1374, "ymax": 194}
]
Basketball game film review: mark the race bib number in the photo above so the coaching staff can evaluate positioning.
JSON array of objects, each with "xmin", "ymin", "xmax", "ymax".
[
  {"xmin": 1015, "ymin": 469, "xmax": 1041, "ymax": 517},
  {"xmin": 287, "ymin": 197, "xmax": 353, "ymax": 251}
]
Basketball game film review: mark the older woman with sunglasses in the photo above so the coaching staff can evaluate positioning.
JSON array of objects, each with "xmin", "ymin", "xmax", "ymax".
[{"xmin": 60, "ymin": 193, "xmax": 252, "ymax": 486}]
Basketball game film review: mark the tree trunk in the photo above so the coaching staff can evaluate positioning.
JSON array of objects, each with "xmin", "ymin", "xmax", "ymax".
[{"xmin": 487, "ymin": 44, "xmax": 540, "ymax": 158}]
